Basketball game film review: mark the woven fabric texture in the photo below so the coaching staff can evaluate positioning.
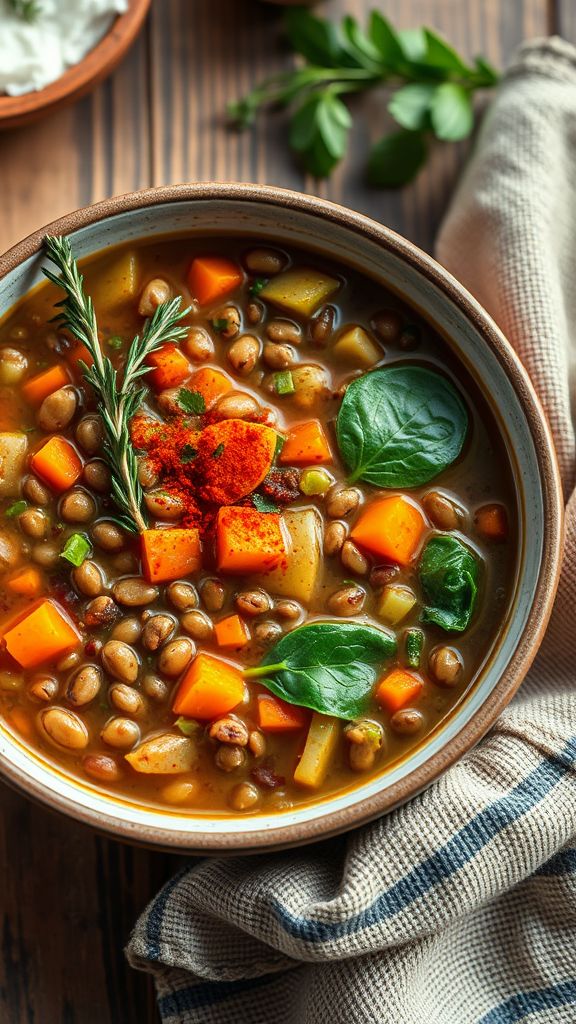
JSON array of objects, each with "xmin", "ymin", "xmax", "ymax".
[{"xmin": 127, "ymin": 37, "xmax": 576, "ymax": 1024}]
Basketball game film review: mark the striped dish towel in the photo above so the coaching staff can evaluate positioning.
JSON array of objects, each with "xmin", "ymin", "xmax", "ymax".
[{"xmin": 127, "ymin": 38, "xmax": 576, "ymax": 1024}]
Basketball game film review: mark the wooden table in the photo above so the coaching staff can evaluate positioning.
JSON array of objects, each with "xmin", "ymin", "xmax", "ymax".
[{"xmin": 0, "ymin": 2, "xmax": 573, "ymax": 1020}]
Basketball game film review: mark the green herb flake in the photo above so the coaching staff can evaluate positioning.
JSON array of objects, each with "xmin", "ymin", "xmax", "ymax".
[
  {"xmin": 106, "ymin": 335, "xmax": 124, "ymax": 351},
  {"xmin": 405, "ymin": 628, "xmax": 424, "ymax": 668},
  {"xmin": 212, "ymin": 443, "xmax": 225, "ymax": 460},
  {"xmin": 210, "ymin": 318, "xmax": 229, "ymax": 334},
  {"xmin": 5, "ymin": 500, "xmax": 27, "ymax": 518},
  {"xmin": 249, "ymin": 278, "xmax": 268, "ymax": 297},
  {"xmin": 274, "ymin": 370, "xmax": 295, "ymax": 396},
  {"xmin": 252, "ymin": 493, "xmax": 280, "ymax": 514},
  {"xmin": 177, "ymin": 389, "xmax": 206, "ymax": 414},
  {"xmin": 60, "ymin": 533, "xmax": 92, "ymax": 568},
  {"xmin": 274, "ymin": 434, "xmax": 286, "ymax": 460},
  {"xmin": 180, "ymin": 444, "xmax": 198, "ymax": 464},
  {"xmin": 175, "ymin": 716, "xmax": 199, "ymax": 737}
]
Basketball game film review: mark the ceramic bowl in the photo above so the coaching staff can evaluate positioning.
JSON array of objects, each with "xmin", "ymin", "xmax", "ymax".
[
  {"xmin": 0, "ymin": 0, "xmax": 151, "ymax": 130},
  {"xmin": 0, "ymin": 183, "xmax": 563, "ymax": 851}
]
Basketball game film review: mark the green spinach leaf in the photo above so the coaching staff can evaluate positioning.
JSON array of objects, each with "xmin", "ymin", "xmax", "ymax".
[
  {"xmin": 244, "ymin": 622, "xmax": 396, "ymax": 720},
  {"xmin": 419, "ymin": 535, "xmax": 479, "ymax": 632},
  {"xmin": 336, "ymin": 365, "xmax": 468, "ymax": 487}
]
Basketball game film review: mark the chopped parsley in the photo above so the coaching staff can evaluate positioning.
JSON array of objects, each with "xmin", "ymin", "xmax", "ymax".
[
  {"xmin": 249, "ymin": 277, "xmax": 268, "ymax": 297},
  {"xmin": 5, "ymin": 500, "xmax": 27, "ymax": 518},
  {"xmin": 212, "ymin": 443, "xmax": 225, "ymax": 460},
  {"xmin": 60, "ymin": 533, "xmax": 91, "ymax": 567},
  {"xmin": 210, "ymin": 318, "xmax": 229, "ymax": 333},
  {"xmin": 177, "ymin": 388, "xmax": 206, "ymax": 414},
  {"xmin": 252, "ymin": 493, "xmax": 280, "ymax": 514},
  {"xmin": 180, "ymin": 444, "xmax": 198, "ymax": 464}
]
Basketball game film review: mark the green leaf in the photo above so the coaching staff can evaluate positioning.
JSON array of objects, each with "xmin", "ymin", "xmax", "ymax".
[
  {"xmin": 290, "ymin": 91, "xmax": 351, "ymax": 177},
  {"xmin": 388, "ymin": 83, "xmax": 436, "ymax": 131},
  {"xmin": 60, "ymin": 533, "xmax": 92, "ymax": 568},
  {"xmin": 367, "ymin": 130, "xmax": 427, "ymax": 188},
  {"xmin": 284, "ymin": 7, "xmax": 344, "ymax": 66},
  {"xmin": 252, "ymin": 493, "xmax": 281, "ymax": 515},
  {"xmin": 336, "ymin": 365, "xmax": 468, "ymax": 488},
  {"xmin": 340, "ymin": 14, "xmax": 383, "ymax": 72},
  {"xmin": 422, "ymin": 28, "xmax": 471, "ymax": 75},
  {"xmin": 419, "ymin": 535, "xmax": 479, "ymax": 632},
  {"xmin": 430, "ymin": 82, "xmax": 474, "ymax": 141},
  {"xmin": 369, "ymin": 11, "xmax": 405, "ymax": 70},
  {"xmin": 180, "ymin": 444, "xmax": 198, "ymax": 464},
  {"xmin": 398, "ymin": 28, "xmax": 428, "ymax": 62},
  {"xmin": 177, "ymin": 389, "xmax": 206, "ymax": 414},
  {"xmin": 244, "ymin": 622, "xmax": 396, "ymax": 719},
  {"xmin": 472, "ymin": 55, "xmax": 500, "ymax": 87},
  {"xmin": 5, "ymin": 500, "xmax": 27, "ymax": 518}
]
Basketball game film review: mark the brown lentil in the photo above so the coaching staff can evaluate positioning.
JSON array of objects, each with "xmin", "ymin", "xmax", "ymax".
[
  {"xmin": 157, "ymin": 637, "xmax": 195, "ymax": 677},
  {"xmin": 112, "ymin": 577, "xmax": 159, "ymax": 607},
  {"xmin": 167, "ymin": 581, "xmax": 198, "ymax": 612},
  {"xmin": 101, "ymin": 641, "xmax": 139, "ymax": 683}
]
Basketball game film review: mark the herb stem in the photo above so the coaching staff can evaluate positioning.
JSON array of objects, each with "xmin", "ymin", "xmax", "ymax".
[{"xmin": 243, "ymin": 662, "xmax": 288, "ymax": 679}]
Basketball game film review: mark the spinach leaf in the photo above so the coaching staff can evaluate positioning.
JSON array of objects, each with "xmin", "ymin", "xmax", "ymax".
[
  {"xmin": 244, "ymin": 622, "xmax": 396, "ymax": 720},
  {"xmin": 419, "ymin": 535, "xmax": 479, "ymax": 632},
  {"xmin": 336, "ymin": 365, "xmax": 468, "ymax": 488}
]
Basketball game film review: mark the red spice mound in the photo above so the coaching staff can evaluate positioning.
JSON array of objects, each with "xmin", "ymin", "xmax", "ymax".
[
  {"xmin": 131, "ymin": 415, "xmax": 202, "ymax": 529},
  {"xmin": 194, "ymin": 419, "xmax": 277, "ymax": 505}
]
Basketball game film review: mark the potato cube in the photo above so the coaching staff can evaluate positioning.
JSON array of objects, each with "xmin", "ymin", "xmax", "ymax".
[
  {"xmin": 90, "ymin": 251, "xmax": 139, "ymax": 313},
  {"xmin": 294, "ymin": 713, "xmax": 340, "ymax": 789},
  {"xmin": 0, "ymin": 433, "xmax": 27, "ymax": 497},
  {"xmin": 125, "ymin": 733, "xmax": 196, "ymax": 774},
  {"xmin": 332, "ymin": 326, "xmax": 382, "ymax": 368},
  {"xmin": 260, "ymin": 268, "xmax": 339, "ymax": 317},
  {"xmin": 253, "ymin": 507, "xmax": 321, "ymax": 604},
  {"xmin": 377, "ymin": 585, "xmax": 417, "ymax": 626}
]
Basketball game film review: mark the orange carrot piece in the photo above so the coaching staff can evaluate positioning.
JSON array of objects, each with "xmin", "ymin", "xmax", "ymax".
[
  {"xmin": 146, "ymin": 344, "xmax": 191, "ymax": 391},
  {"xmin": 22, "ymin": 364, "xmax": 71, "ymax": 407},
  {"xmin": 7, "ymin": 567, "xmax": 43, "ymax": 599},
  {"xmin": 279, "ymin": 420, "xmax": 332, "ymax": 465},
  {"xmin": 30, "ymin": 436, "xmax": 83, "ymax": 493},
  {"xmin": 66, "ymin": 343, "xmax": 95, "ymax": 375},
  {"xmin": 351, "ymin": 496, "xmax": 427, "ymax": 566},
  {"xmin": 216, "ymin": 506, "xmax": 288, "ymax": 574},
  {"xmin": 141, "ymin": 529, "xmax": 202, "ymax": 584},
  {"xmin": 172, "ymin": 653, "xmax": 245, "ymax": 720},
  {"xmin": 187, "ymin": 256, "xmax": 243, "ymax": 306},
  {"xmin": 474, "ymin": 503, "xmax": 508, "ymax": 542},
  {"xmin": 189, "ymin": 367, "xmax": 233, "ymax": 407},
  {"xmin": 3, "ymin": 599, "xmax": 80, "ymax": 669},
  {"xmin": 376, "ymin": 669, "xmax": 423, "ymax": 714},
  {"xmin": 196, "ymin": 420, "xmax": 278, "ymax": 504},
  {"xmin": 257, "ymin": 694, "xmax": 309, "ymax": 733},
  {"xmin": 214, "ymin": 614, "xmax": 250, "ymax": 650}
]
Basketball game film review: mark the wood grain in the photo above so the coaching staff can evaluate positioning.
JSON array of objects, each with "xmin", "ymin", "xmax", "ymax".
[{"xmin": 0, "ymin": 2, "xmax": 571, "ymax": 1022}]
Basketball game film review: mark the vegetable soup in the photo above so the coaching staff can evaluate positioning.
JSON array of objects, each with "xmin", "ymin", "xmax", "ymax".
[{"xmin": 0, "ymin": 236, "xmax": 517, "ymax": 814}]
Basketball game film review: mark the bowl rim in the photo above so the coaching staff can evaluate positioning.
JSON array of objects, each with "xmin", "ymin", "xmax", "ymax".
[
  {"xmin": 0, "ymin": 182, "xmax": 564, "ymax": 851},
  {"xmin": 0, "ymin": 0, "xmax": 151, "ymax": 129}
]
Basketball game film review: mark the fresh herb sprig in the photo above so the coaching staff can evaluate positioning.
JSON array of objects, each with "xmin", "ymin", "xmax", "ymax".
[
  {"xmin": 43, "ymin": 235, "xmax": 190, "ymax": 533},
  {"xmin": 7, "ymin": 0, "xmax": 41, "ymax": 22},
  {"xmin": 229, "ymin": 8, "xmax": 499, "ymax": 187}
]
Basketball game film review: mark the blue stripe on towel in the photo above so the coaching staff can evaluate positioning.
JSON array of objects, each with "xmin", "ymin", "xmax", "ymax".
[
  {"xmin": 158, "ymin": 975, "xmax": 276, "ymax": 1018},
  {"xmin": 536, "ymin": 847, "xmax": 576, "ymax": 876},
  {"xmin": 146, "ymin": 865, "xmax": 190, "ymax": 960},
  {"xmin": 273, "ymin": 737, "xmax": 576, "ymax": 943},
  {"xmin": 478, "ymin": 978, "xmax": 576, "ymax": 1023}
]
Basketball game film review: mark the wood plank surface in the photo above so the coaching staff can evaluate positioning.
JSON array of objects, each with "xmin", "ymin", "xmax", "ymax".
[{"xmin": 0, "ymin": 2, "xmax": 568, "ymax": 1021}]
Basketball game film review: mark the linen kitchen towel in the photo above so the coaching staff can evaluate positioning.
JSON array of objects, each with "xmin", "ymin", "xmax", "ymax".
[{"xmin": 127, "ymin": 37, "xmax": 576, "ymax": 1024}]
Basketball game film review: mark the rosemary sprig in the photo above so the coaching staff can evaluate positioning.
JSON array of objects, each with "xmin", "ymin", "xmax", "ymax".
[
  {"xmin": 7, "ymin": 0, "xmax": 41, "ymax": 22},
  {"xmin": 43, "ymin": 235, "xmax": 190, "ymax": 533}
]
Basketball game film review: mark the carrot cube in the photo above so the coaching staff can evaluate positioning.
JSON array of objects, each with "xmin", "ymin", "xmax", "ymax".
[
  {"xmin": 141, "ymin": 529, "xmax": 202, "ymax": 584},
  {"xmin": 216, "ymin": 506, "xmax": 288, "ymax": 574},
  {"xmin": 375, "ymin": 669, "xmax": 423, "ymax": 714},
  {"xmin": 3, "ymin": 599, "xmax": 80, "ymax": 669},
  {"xmin": 214, "ymin": 614, "xmax": 250, "ymax": 650},
  {"xmin": 22, "ymin": 364, "xmax": 71, "ymax": 407},
  {"xmin": 7, "ymin": 567, "xmax": 43, "ymax": 599},
  {"xmin": 146, "ymin": 344, "xmax": 190, "ymax": 391},
  {"xmin": 172, "ymin": 653, "xmax": 245, "ymax": 720},
  {"xmin": 30, "ymin": 436, "xmax": 83, "ymax": 493},
  {"xmin": 189, "ymin": 367, "xmax": 233, "ymax": 407},
  {"xmin": 257, "ymin": 694, "xmax": 309, "ymax": 733},
  {"xmin": 351, "ymin": 495, "xmax": 427, "ymax": 566},
  {"xmin": 279, "ymin": 420, "xmax": 332, "ymax": 465},
  {"xmin": 187, "ymin": 257, "xmax": 243, "ymax": 307}
]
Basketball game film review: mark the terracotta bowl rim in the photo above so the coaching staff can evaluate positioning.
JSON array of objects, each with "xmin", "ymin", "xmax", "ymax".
[
  {"xmin": 0, "ymin": 182, "xmax": 564, "ymax": 851},
  {"xmin": 0, "ymin": 0, "xmax": 151, "ymax": 129}
]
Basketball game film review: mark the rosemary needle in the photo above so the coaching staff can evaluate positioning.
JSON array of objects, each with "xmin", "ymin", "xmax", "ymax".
[{"xmin": 43, "ymin": 235, "xmax": 190, "ymax": 534}]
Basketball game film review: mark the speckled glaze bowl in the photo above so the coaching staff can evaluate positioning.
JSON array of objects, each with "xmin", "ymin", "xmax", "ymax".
[{"xmin": 0, "ymin": 184, "xmax": 563, "ymax": 851}]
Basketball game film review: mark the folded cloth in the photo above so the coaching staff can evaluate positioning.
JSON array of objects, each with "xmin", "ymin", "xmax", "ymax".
[{"xmin": 127, "ymin": 38, "xmax": 576, "ymax": 1024}]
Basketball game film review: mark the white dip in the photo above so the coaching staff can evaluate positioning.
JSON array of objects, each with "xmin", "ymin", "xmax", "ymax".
[{"xmin": 0, "ymin": 0, "xmax": 129, "ymax": 96}]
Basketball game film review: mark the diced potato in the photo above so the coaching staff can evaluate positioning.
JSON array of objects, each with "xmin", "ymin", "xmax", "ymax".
[
  {"xmin": 290, "ymin": 365, "xmax": 330, "ymax": 411},
  {"xmin": 294, "ymin": 713, "xmax": 340, "ymax": 789},
  {"xmin": 253, "ymin": 507, "xmax": 322, "ymax": 604},
  {"xmin": 0, "ymin": 432, "xmax": 28, "ymax": 497},
  {"xmin": 90, "ymin": 251, "xmax": 139, "ymax": 313},
  {"xmin": 377, "ymin": 584, "xmax": 417, "ymax": 626},
  {"xmin": 125, "ymin": 733, "xmax": 196, "ymax": 774},
  {"xmin": 260, "ymin": 268, "xmax": 339, "ymax": 317},
  {"xmin": 332, "ymin": 326, "xmax": 382, "ymax": 368}
]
